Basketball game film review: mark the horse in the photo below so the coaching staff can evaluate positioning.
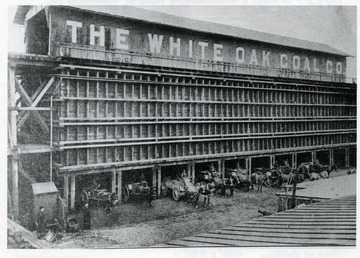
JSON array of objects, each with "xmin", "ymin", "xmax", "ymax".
[
  {"xmin": 183, "ymin": 177, "xmax": 201, "ymax": 204},
  {"xmin": 250, "ymin": 171, "xmax": 267, "ymax": 193},
  {"xmin": 298, "ymin": 162, "xmax": 337, "ymax": 180},
  {"xmin": 192, "ymin": 182, "xmax": 214, "ymax": 208},
  {"xmin": 225, "ymin": 168, "xmax": 252, "ymax": 192}
]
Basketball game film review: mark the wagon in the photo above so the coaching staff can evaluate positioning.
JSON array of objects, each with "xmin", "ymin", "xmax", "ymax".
[
  {"xmin": 225, "ymin": 168, "xmax": 252, "ymax": 191},
  {"xmin": 121, "ymin": 180, "xmax": 152, "ymax": 203},
  {"xmin": 196, "ymin": 167, "xmax": 223, "ymax": 191},
  {"xmin": 80, "ymin": 188, "xmax": 118, "ymax": 207},
  {"xmin": 161, "ymin": 176, "xmax": 199, "ymax": 201}
]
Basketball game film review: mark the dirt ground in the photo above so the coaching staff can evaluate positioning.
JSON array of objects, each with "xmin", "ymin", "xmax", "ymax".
[{"xmin": 54, "ymin": 169, "xmax": 353, "ymax": 249}]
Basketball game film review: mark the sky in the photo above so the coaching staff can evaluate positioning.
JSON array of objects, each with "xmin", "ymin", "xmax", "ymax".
[{"xmin": 6, "ymin": 4, "xmax": 357, "ymax": 78}]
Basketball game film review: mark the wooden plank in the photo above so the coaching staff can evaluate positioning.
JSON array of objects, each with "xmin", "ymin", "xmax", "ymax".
[
  {"xmin": 165, "ymin": 239, "xmax": 229, "ymax": 247},
  {"xmin": 213, "ymin": 229, "xmax": 355, "ymax": 240},
  {"xmin": 245, "ymin": 220, "xmax": 355, "ymax": 226},
  {"xmin": 231, "ymin": 224, "xmax": 356, "ymax": 230},
  {"xmin": 255, "ymin": 218, "xmax": 356, "ymax": 222},
  {"xmin": 181, "ymin": 236, "xmax": 297, "ymax": 247},
  {"xmin": 8, "ymin": 219, "xmax": 55, "ymax": 249},
  {"xmin": 275, "ymin": 214, "xmax": 356, "ymax": 218},
  {"xmin": 196, "ymin": 232, "xmax": 354, "ymax": 246},
  {"xmin": 220, "ymin": 227, "xmax": 356, "ymax": 235}
]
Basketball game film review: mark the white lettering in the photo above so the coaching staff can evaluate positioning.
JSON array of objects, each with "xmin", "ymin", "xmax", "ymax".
[
  {"xmin": 198, "ymin": 42, "xmax": 208, "ymax": 59},
  {"xmin": 236, "ymin": 47, "xmax": 245, "ymax": 63},
  {"xmin": 90, "ymin": 24, "xmax": 105, "ymax": 46},
  {"xmin": 170, "ymin": 37, "xmax": 181, "ymax": 56},
  {"xmin": 326, "ymin": 60, "xmax": 333, "ymax": 73},
  {"xmin": 293, "ymin": 56, "xmax": 300, "ymax": 70},
  {"xmin": 249, "ymin": 49, "xmax": 258, "ymax": 65},
  {"xmin": 262, "ymin": 51, "xmax": 270, "ymax": 67},
  {"xmin": 116, "ymin": 29, "xmax": 129, "ymax": 50},
  {"xmin": 188, "ymin": 40, "xmax": 193, "ymax": 58},
  {"xmin": 148, "ymin": 34, "xmax": 163, "ymax": 54},
  {"xmin": 304, "ymin": 57, "xmax": 310, "ymax": 72},
  {"xmin": 280, "ymin": 54, "xmax": 288, "ymax": 68},
  {"xmin": 336, "ymin": 62, "xmax": 342, "ymax": 74},
  {"xmin": 313, "ymin": 58, "xmax": 320, "ymax": 72},
  {"xmin": 214, "ymin": 44, "xmax": 223, "ymax": 61},
  {"xmin": 66, "ymin": 20, "xmax": 82, "ymax": 44}
]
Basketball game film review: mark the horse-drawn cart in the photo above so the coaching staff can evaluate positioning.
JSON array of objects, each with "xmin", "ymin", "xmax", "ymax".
[
  {"xmin": 81, "ymin": 188, "xmax": 118, "ymax": 208},
  {"xmin": 122, "ymin": 180, "xmax": 152, "ymax": 203},
  {"xmin": 161, "ymin": 176, "xmax": 200, "ymax": 201}
]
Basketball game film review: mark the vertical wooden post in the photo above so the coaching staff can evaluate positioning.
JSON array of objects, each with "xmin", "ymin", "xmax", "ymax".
[
  {"xmin": 117, "ymin": 170, "xmax": 122, "ymax": 202},
  {"xmin": 9, "ymin": 67, "xmax": 19, "ymax": 220},
  {"xmin": 152, "ymin": 167, "xmax": 157, "ymax": 195},
  {"xmin": 70, "ymin": 175, "xmax": 76, "ymax": 210},
  {"xmin": 217, "ymin": 160, "xmax": 221, "ymax": 173},
  {"xmin": 191, "ymin": 162, "xmax": 196, "ymax": 182},
  {"xmin": 187, "ymin": 163, "xmax": 191, "ymax": 179},
  {"xmin": 63, "ymin": 174, "xmax": 69, "ymax": 211},
  {"xmin": 311, "ymin": 151, "xmax": 316, "ymax": 163},
  {"xmin": 329, "ymin": 149, "xmax": 334, "ymax": 167},
  {"xmin": 111, "ymin": 170, "xmax": 117, "ymax": 193},
  {"xmin": 270, "ymin": 155, "xmax": 275, "ymax": 169},
  {"xmin": 157, "ymin": 166, "xmax": 162, "ymax": 197},
  {"xmin": 11, "ymin": 156, "xmax": 19, "ymax": 220},
  {"xmin": 292, "ymin": 153, "xmax": 297, "ymax": 169},
  {"xmin": 221, "ymin": 159, "xmax": 225, "ymax": 179},
  {"xmin": 345, "ymin": 148, "xmax": 350, "ymax": 168}
]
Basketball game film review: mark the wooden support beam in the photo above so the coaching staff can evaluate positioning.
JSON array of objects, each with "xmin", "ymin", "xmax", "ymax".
[
  {"xmin": 329, "ymin": 149, "xmax": 334, "ymax": 168},
  {"xmin": 70, "ymin": 175, "xmax": 76, "ymax": 210},
  {"xmin": 345, "ymin": 148, "xmax": 350, "ymax": 168},
  {"xmin": 111, "ymin": 170, "xmax": 116, "ymax": 193},
  {"xmin": 152, "ymin": 167, "xmax": 157, "ymax": 195},
  {"xmin": 63, "ymin": 175, "xmax": 69, "ymax": 211},
  {"xmin": 270, "ymin": 155, "xmax": 275, "ymax": 169},
  {"xmin": 311, "ymin": 151, "xmax": 316, "ymax": 163},
  {"xmin": 217, "ymin": 160, "xmax": 222, "ymax": 174},
  {"xmin": 191, "ymin": 162, "xmax": 196, "ymax": 181},
  {"xmin": 292, "ymin": 153, "xmax": 297, "ymax": 169},
  {"xmin": 9, "ymin": 67, "xmax": 19, "ymax": 220},
  {"xmin": 15, "ymin": 79, "xmax": 49, "ymax": 132},
  {"xmin": 16, "ymin": 77, "xmax": 51, "ymax": 125},
  {"xmin": 157, "ymin": 166, "xmax": 162, "ymax": 197},
  {"xmin": 117, "ymin": 170, "xmax": 122, "ymax": 203},
  {"xmin": 248, "ymin": 157, "xmax": 252, "ymax": 178}
]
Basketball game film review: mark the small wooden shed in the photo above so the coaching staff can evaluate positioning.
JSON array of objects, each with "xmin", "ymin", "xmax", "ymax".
[{"xmin": 31, "ymin": 182, "xmax": 59, "ymax": 228}]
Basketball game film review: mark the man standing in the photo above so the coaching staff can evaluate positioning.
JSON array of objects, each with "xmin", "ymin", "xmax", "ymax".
[
  {"xmin": 36, "ymin": 206, "xmax": 46, "ymax": 239},
  {"xmin": 83, "ymin": 203, "xmax": 91, "ymax": 230}
]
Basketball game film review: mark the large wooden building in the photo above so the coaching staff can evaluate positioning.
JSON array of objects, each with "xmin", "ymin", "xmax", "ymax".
[{"xmin": 8, "ymin": 6, "xmax": 356, "ymax": 218}]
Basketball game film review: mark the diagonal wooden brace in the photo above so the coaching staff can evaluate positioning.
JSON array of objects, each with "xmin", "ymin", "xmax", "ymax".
[
  {"xmin": 30, "ymin": 77, "xmax": 55, "ymax": 108},
  {"xmin": 15, "ymin": 79, "xmax": 50, "ymax": 133},
  {"xmin": 17, "ymin": 78, "xmax": 53, "ymax": 127}
]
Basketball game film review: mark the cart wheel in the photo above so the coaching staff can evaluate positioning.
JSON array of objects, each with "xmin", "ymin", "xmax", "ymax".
[
  {"xmin": 161, "ymin": 183, "xmax": 168, "ymax": 197},
  {"xmin": 110, "ymin": 193, "xmax": 119, "ymax": 205},
  {"xmin": 122, "ymin": 185, "xmax": 130, "ymax": 203},
  {"xmin": 172, "ymin": 187, "xmax": 181, "ymax": 201},
  {"xmin": 81, "ymin": 190, "xmax": 89, "ymax": 203},
  {"xmin": 263, "ymin": 178, "xmax": 273, "ymax": 188}
]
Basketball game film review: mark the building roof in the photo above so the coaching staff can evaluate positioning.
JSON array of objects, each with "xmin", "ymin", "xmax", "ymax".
[
  {"xmin": 31, "ymin": 182, "xmax": 58, "ymax": 195},
  {"xmin": 14, "ymin": 5, "xmax": 349, "ymax": 57}
]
